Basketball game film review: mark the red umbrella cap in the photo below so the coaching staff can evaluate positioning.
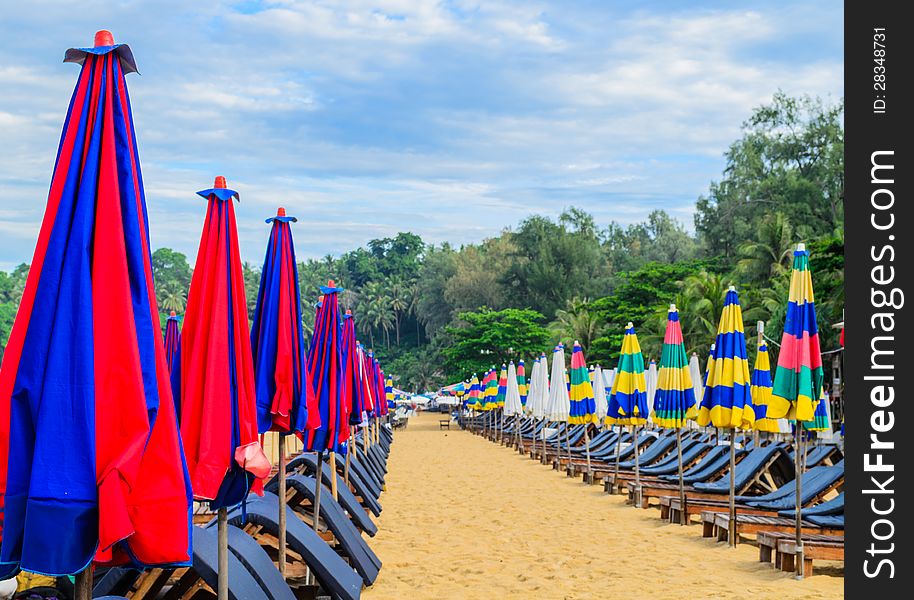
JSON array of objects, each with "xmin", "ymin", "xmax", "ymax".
[
  {"xmin": 214, "ymin": 176, "xmax": 227, "ymax": 189},
  {"xmin": 345, "ymin": 309, "xmax": 352, "ymax": 315},
  {"xmin": 170, "ymin": 310, "xmax": 177, "ymax": 317},
  {"xmin": 328, "ymin": 279, "xmax": 335, "ymax": 287},
  {"xmin": 277, "ymin": 207, "xmax": 286, "ymax": 217},
  {"xmin": 94, "ymin": 30, "xmax": 115, "ymax": 47}
]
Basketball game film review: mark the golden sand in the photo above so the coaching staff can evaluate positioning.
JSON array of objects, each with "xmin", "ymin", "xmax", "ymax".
[{"xmin": 363, "ymin": 412, "xmax": 843, "ymax": 600}]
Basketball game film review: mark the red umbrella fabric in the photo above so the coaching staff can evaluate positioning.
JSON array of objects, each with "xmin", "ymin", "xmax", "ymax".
[
  {"xmin": 0, "ymin": 31, "xmax": 190, "ymax": 577},
  {"xmin": 304, "ymin": 281, "xmax": 345, "ymax": 453},
  {"xmin": 175, "ymin": 176, "xmax": 270, "ymax": 508}
]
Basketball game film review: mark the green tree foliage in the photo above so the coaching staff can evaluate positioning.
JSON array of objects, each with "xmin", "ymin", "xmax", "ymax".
[{"xmin": 442, "ymin": 308, "xmax": 549, "ymax": 377}]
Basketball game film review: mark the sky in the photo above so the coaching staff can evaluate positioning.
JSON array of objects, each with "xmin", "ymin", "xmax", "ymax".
[{"xmin": 0, "ymin": 0, "xmax": 843, "ymax": 270}]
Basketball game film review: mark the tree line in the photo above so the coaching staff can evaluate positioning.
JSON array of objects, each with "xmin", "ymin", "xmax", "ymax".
[{"xmin": 0, "ymin": 93, "xmax": 844, "ymax": 394}]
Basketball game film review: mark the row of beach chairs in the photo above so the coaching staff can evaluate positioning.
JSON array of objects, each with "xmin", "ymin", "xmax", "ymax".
[
  {"xmin": 90, "ymin": 424, "xmax": 394, "ymax": 600},
  {"xmin": 470, "ymin": 413, "xmax": 845, "ymax": 578}
]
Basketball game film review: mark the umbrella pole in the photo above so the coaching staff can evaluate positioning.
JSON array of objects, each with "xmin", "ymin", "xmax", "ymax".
[
  {"xmin": 75, "ymin": 566, "xmax": 93, "ymax": 600},
  {"xmin": 613, "ymin": 425, "xmax": 623, "ymax": 492},
  {"xmin": 330, "ymin": 452, "xmax": 339, "ymax": 500},
  {"xmin": 728, "ymin": 431, "xmax": 736, "ymax": 547},
  {"xmin": 564, "ymin": 422, "xmax": 572, "ymax": 470},
  {"xmin": 677, "ymin": 427, "xmax": 686, "ymax": 525},
  {"xmin": 278, "ymin": 435, "xmax": 288, "ymax": 577},
  {"xmin": 218, "ymin": 507, "xmax": 228, "ymax": 600},
  {"xmin": 633, "ymin": 424, "xmax": 641, "ymax": 507},
  {"xmin": 584, "ymin": 424, "xmax": 592, "ymax": 480},
  {"xmin": 795, "ymin": 432, "xmax": 805, "ymax": 579},
  {"xmin": 312, "ymin": 451, "xmax": 324, "ymax": 531},
  {"xmin": 345, "ymin": 427, "xmax": 353, "ymax": 486}
]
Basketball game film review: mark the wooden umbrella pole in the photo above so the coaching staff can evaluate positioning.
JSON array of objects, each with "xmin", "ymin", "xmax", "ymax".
[
  {"xmin": 584, "ymin": 425, "xmax": 592, "ymax": 479},
  {"xmin": 728, "ymin": 430, "xmax": 737, "ymax": 547},
  {"xmin": 676, "ymin": 427, "xmax": 686, "ymax": 525},
  {"xmin": 278, "ymin": 435, "xmax": 288, "ymax": 576},
  {"xmin": 613, "ymin": 425, "xmax": 623, "ymax": 488},
  {"xmin": 632, "ymin": 424, "xmax": 641, "ymax": 507},
  {"xmin": 795, "ymin": 432, "xmax": 805, "ymax": 579},
  {"xmin": 345, "ymin": 427, "xmax": 353, "ymax": 486},
  {"xmin": 312, "ymin": 451, "xmax": 324, "ymax": 531},
  {"xmin": 75, "ymin": 566, "xmax": 93, "ymax": 600},
  {"xmin": 329, "ymin": 452, "xmax": 339, "ymax": 500},
  {"xmin": 217, "ymin": 508, "xmax": 229, "ymax": 600},
  {"xmin": 564, "ymin": 421, "xmax": 572, "ymax": 470}
]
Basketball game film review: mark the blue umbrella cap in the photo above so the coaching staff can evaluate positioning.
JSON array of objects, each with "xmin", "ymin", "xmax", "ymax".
[
  {"xmin": 64, "ymin": 30, "xmax": 138, "ymax": 74},
  {"xmin": 197, "ymin": 176, "xmax": 239, "ymax": 202}
]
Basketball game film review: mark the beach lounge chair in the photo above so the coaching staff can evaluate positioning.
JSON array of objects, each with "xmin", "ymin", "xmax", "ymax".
[
  {"xmin": 122, "ymin": 526, "xmax": 272, "ymax": 600},
  {"xmin": 628, "ymin": 445, "xmax": 791, "ymax": 508},
  {"xmin": 268, "ymin": 478, "xmax": 382, "ymax": 585},
  {"xmin": 225, "ymin": 497, "xmax": 363, "ymax": 600},
  {"xmin": 288, "ymin": 452, "xmax": 384, "ymax": 516},
  {"xmin": 757, "ymin": 531, "xmax": 844, "ymax": 577},
  {"xmin": 778, "ymin": 493, "xmax": 844, "ymax": 519},
  {"xmin": 701, "ymin": 511, "xmax": 844, "ymax": 545},
  {"xmin": 277, "ymin": 454, "xmax": 380, "ymax": 534}
]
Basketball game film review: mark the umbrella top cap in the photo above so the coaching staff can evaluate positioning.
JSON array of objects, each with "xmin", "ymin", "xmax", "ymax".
[
  {"xmin": 277, "ymin": 207, "xmax": 286, "ymax": 216},
  {"xmin": 94, "ymin": 30, "xmax": 115, "ymax": 47},
  {"xmin": 214, "ymin": 176, "xmax": 227, "ymax": 188},
  {"xmin": 626, "ymin": 321, "xmax": 634, "ymax": 328},
  {"xmin": 197, "ymin": 177, "xmax": 239, "ymax": 201},
  {"xmin": 669, "ymin": 303, "xmax": 676, "ymax": 311},
  {"xmin": 170, "ymin": 310, "xmax": 176, "ymax": 316}
]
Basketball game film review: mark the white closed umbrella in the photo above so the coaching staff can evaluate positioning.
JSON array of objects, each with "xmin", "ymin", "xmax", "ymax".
[
  {"xmin": 646, "ymin": 359, "xmax": 658, "ymax": 424},
  {"xmin": 689, "ymin": 352, "xmax": 704, "ymax": 405},
  {"xmin": 545, "ymin": 345, "xmax": 569, "ymax": 421},
  {"xmin": 593, "ymin": 364, "xmax": 609, "ymax": 424},
  {"xmin": 525, "ymin": 356, "xmax": 541, "ymax": 417},
  {"xmin": 504, "ymin": 361, "xmax": 524, "ymax": 449}
]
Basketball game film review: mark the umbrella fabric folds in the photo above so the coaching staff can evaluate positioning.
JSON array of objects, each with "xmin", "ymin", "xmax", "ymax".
[
  {"xmin": 592, "ymin": 365, "xmax": 609, "ymax": 423},
  {"xmin": 803, "ymin": 390, "xmax": 831, "ymax": 432},
  {"xmin": 696, "ymin": 289, "xmax": 755, "ymax": 430},
  {"xmin": 0, "ymin": 31, "xmax": 192, "ymax": 577},
  {"xmin": 696, "ymin": 287, "xmax": 754, "ymax": 546},
  {"xmin": 606, "ymin": 324, "xmax": 650, "ymax": 502},
  {"xmin": 358, "ymin": 345, "xmax": 375, "ymax": 419},
  {"xmin": 568, "ymin": 343, "xmax": 596, "ymax": 424},
  {"xmin": 767, "ymin": 245, "xmax": 825, "ymax": 577},
  {"xmin": 517, "ymin": 359, "xmax": 528, "ymax": 407},
  {"xmin": 504, "ymin": 362, "xmax": 523, "ymax": 417},
  {"xmin": 385, "ymin": 376, "xmax": 394, "ymax": 409},
  {"xmin": 465, "ymin": 374, "xmax": 482, "ymax": 412},
  {"xmin": 651, "ymin": 306, "xmax": 697, "ymax": 524},
  {"xmin": 768, "ymin": 246, "xmax": 824, "ymax": 423},
  {"xmin": 251, "ymin": 208, "xmax": 310, "ymax": 436},
  {"xmin": 342, "ymin": 313, "xmax": 365, "ymax": 425},
  {"xmin": 496, "ymin": 365, "xmax": 508, "ymax": 408},
  {"xmin": 750, "ymin": 341, "xmax": 779, "ymax": 433},
  {"xmin": 606, "ymin": 324, "xmax": 649, "ymax": 426},
  {"xmin": 305, "ymin": 281, "xmax": 347, "ymax": 454},
  {"xmin": 689, "ymin": 353, "xmax": 704, "ymax": 408},
  {"xmin": 164, "ymin": 311, "xmax": 181, "ymax": 374},
  {"xmin": 645, "ymin": 361, "xmax": 658, "ymax": 420},
  {"xmin": 545, "ymin": 346, "xmax": 570, "ymax": 422},
  {"xmin": 484, "ymin": 368, "xmax": 498, "ymax": 410},
  {"xmin": 177, "ymin": 177, "xmax": 270, "ymax": 509},
  {"xmin": 652, "ymin": 306, "xmax": 697, "ymax": 429}
]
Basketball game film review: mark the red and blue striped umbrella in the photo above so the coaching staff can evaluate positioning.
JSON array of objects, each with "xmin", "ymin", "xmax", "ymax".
[
  {"xmin": 0, "ymin": 31, "xmax": 191, "ymax": 577},
  {"xmin": 341, "ymin": 311, "xmax": 364, "ymax": 427},
  {"xmin": 164, "ymin": 311, "xmax": 181, "ymax": 374},
  {"xmin": 305, "ymin": 281, "xmax": 346, "ymax": 453},
  {"xmin": 359, "ymin": 344, "xmax": 376, "ymax": 418},
  {"xmin": 177, "ymin": 176, "xmax": 270, "ymax": 509},
  {"xmin": 250, "ymin": 208, "xmax": 311, "ymax": 435}
]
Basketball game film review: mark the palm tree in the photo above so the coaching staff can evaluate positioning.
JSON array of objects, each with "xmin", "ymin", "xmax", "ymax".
[
  {"xmin": 736, "ymin": 212, "xmax": 794, "ymax": 284},
  {"xmin": 679, "ymin": 271, "xmax": 734, "ymax": 355},
  {"xmin": 159, "ymin": 281, "xmax": 187, "ymax": 314},
  {"xmin": 548, "ymin": 297, "xmax": 603, "ymax": 353},
  {"xmin": 387, "ymin": 277, "xmax": 408, "ymax": 346}
]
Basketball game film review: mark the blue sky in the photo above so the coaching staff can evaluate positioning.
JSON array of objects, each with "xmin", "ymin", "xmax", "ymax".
[{"xmin": 0, "ymin": 1, "xmax": 843, "ymax": 270}]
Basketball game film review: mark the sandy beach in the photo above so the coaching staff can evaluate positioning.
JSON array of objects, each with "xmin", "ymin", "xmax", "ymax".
[{"xmin": 363, "ymin": 413, "xmax": 842, "ymax": 600}]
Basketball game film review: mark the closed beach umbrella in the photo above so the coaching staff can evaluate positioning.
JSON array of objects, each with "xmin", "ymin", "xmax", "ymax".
[
  {"xmin": 518, "ymin": 359, "xmax": 528, "ymax": 407},
  {"xmin": 689, "ymin": 353, "xmax": 704, "ymax": 409},
  {"xmin": 606, "ymin": 323, "xmax": 649, "ymax": 504},
  {"xmin": 768, "ymin": 244, "xmax": 825, "ymax": 577},
  {"xmin": 504, "ymin": 362, "xmax": 523, "ymax": 448},
  {"xmin": 803, "ymin": 389, "xmax": 831, "ymax": 433},
  {"xmin": 645, "ymin": 360, "xmax": 658, "ymax": 422},
  {"xmin": 495, "ymin": 364, "xmax": 508, "ymax": 440},
  {"xmin": 546, "ymin": 345, "xmax": 571, "ymax": 466},
  {"xmin": 250, "ymin": 207, "xmax": 310, "ymax": 575},
  {"xmin": 466, "ymin": 374, "xmax": 482, "ymax": 412},
  {"xmin": 593, "ymin": 365, "xmax": 609, "ymax": 424},
  {"xmin": 696, "ymin": 286, "xmax": 755, "ymax": 546},
  {"xmin": 342, "ymin": 312, "xmax": 364, "ymax": 427},
  {"xmin": 750, "ymin": 339, "xmax": 778, "ymax": 433},
  {"xmin": 164, "ymin": 311, "xmax": 181, "ymax": 374},
  {"xmin": 652, "ymin": 305, "xmax": 697, "ymax": 523},
  {"xmin": 0, "ymin": 31, "xmax": 191, "ymax": 583},
  {"xmin": 569, "ymin": 342, "xmax": 597, "ymax": 475}
]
